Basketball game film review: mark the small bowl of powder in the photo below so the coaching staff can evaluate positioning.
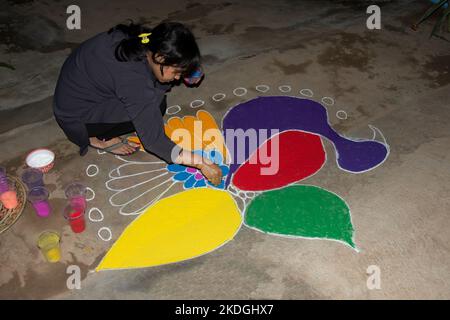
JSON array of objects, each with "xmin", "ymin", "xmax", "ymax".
[{"xmin": 26, "ymin": 149, "xmax": 55, "ymax": 173}]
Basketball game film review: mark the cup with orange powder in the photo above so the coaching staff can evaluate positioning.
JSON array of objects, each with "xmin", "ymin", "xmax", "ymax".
[{"xmin": 0, "ymin": 167, "xmax": 18, "ymax": 210}]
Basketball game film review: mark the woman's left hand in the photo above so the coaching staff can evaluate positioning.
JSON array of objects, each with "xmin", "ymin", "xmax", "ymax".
[{"xmin": 184, "ymin": 69, "xmax": 204, "ymax": 86}]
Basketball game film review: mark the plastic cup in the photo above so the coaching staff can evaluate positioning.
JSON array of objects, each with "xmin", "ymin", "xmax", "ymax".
[
  {"xmin": 21, "ymin": 168, "xmax": 44, "ymax": 190},
  {"xmin": 0, "ymin": 178, "xmax": 18, "ymax": 210},
  {"xmin": 63, "ymin": 204, "xmax": 86, "ymax": 233},
  {"xmin": 0, "ymin": 167, "xmax": 9, "ymax": 195},
  {"xmin": 28, "ymin": 187, "xmax": 51, "ymax": 217},
  {"xmin": 37, "ymin": 231, "xmax": 61, "ymax": 263},
  {"xmin": 65, "ymin": 182, "xmax": 87, "ymax": 211}
]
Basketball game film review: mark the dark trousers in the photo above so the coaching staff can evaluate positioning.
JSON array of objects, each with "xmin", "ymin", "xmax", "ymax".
[{"xmin": 86, "ymin": 96, "xmax": 167, "ymax": 140}]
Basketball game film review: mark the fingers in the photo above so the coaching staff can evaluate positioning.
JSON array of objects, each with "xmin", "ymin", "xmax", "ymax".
[
  {"xmin": 202, "ymin": 163, "xmax": 223, "ymax": 186},
  {"xmin": 202, "ymin": 157, "xmax": 213, "ymax": 165}
]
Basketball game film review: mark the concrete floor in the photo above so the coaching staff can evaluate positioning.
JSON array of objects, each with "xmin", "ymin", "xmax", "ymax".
[{"xmin": 0, "ymin": 0, "xmax": 449, "ymax": 299}]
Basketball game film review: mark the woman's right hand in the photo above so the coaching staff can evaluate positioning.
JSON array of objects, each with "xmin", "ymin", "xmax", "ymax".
[
  {"xmin": 199, "ymin": 158, "xmax": 223, "ymax": 186},
  {"xmin": 175, "ymin": 149, "xmax": 223, "ymax": 186}
]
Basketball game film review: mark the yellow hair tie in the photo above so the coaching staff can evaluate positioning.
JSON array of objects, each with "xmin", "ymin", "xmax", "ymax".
[{"xmin": 138, "ymin": 33, "xmax": 151, "ymax": 44}]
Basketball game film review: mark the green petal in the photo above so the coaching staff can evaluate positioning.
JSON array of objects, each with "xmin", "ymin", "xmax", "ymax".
[{"xmin": 245, "ymin": 185, "xmax": 356, "ymax": 249}]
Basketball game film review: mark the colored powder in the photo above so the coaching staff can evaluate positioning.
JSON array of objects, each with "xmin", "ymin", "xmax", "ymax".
[
  {"xmin": 38, "ymin": 232, "xmax": 61, "ymax": 263},
  {"xmin": 70, "ymin": 196, "xmax": 86, "ymax": 211},
  {"xmin": 222, "ymin": 96, "xmax": 389, "ymax": 186},
  {"xmin": 0, "ymin": 191, "xmax": 18, "ymax": 210},
  {"xmin": 232, "ymin": 130, "xmax": 326, "ymax": 191},
  {"xmin": 69, "ymin": 210, "xmax": 86, "ymax": 233},
  {"xmin": 186, "ymin": 167, "xmax": 197, "ymax": 174},
  {"xmin": 44, "ymin": 247, "xmax": 61, "ymax": 263},
  {"xmin": 32, "ymin": 200, "xmax": 51, "ymax": 217},
  {"xmin": 96, "ymin": 188, "xmax": 242, "ymax": 271},
  {"xmin": 245, "ymin": 185, "xmax": 356, "ymax": 248}
]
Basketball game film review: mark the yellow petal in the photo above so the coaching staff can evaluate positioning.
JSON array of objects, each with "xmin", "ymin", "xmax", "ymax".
[{"xmin": 96, "ymin": 188, "xmax": 242, "ymax": 271}]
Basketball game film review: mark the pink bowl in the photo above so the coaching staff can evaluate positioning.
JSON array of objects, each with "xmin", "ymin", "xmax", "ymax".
[{"xmin": 25, "ymin": 149, "xmax": 55, "ymax": 173}]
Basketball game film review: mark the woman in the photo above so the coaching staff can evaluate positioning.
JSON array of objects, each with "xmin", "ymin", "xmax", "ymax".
[{"xmin": 53, "ymin": 21, "xmax": 222, "ymax": 185}]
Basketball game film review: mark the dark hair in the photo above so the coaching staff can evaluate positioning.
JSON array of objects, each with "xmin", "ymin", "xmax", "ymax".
[{"xmin": 108, "ymin": 21, "xmax": 201, "ymax": 76}]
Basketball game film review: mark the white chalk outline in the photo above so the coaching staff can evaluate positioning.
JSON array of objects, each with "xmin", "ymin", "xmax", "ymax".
[
  {"xmin": 245, "ymin": 192, "xmax": 255, "ymax": 198},
  {"xmin": 94, "ymin": 92, "xmax": 387, "ymax": 272},
  {"xmin": 106, "ymin": 110, "xmax": 230, "ymax": 215},
  {"xmin": 212, "ymin": 93, "xmax": 226, "ymax": 102},
  {"xmin": 336, "ymin": 110, "xmax": 348, "ymax": 120},
  {"xmin": 97, "ymin": 149, "xmax": 106, "ymax": 155},
  {"xmin": 166, "ymin": 105, "xmax": 181, "ymax": 115},
  {"xmin": 321, "ymin": 97, "xmax": 335, "ymax": 106},
  {"xmin": 241, "ymin": 183, "xmax": 360, "ymax": 252},
  {"xmin": 278, "ymin": 85, "xmax": 292, "ymax": 93},
  {"xmin": 255, "ymin": 85, "xmax": 270, "ymax": 93},
  {"xmin": 88, "ymin": 207, "xmax": 104, "ymax": 222},
  {"xmin": 190, "ymin": 100, "xmax": 205, "ymax": 109},
  {"xmin": 98, "ymin": 227, "xmax": 112, "ymax": 242},
  {"xmin": 106, "ymin": 158, "xmax": 179, "ymax": 215},
  {"xmin": 86, "ymin": 164, "xmax": 99, "ymax": 177},
  {"xmin": 106, "ymin": 168, "xmax": 167, "ymax": 191},
  {"xmin": 96, "ymin": 189, "xmax": 243, "ymax": 271},
  {"xmin": 109, "ymin": 159, "xmax": 166, "ymax": 179},
  {"xmin": 233, "ymin": 87, "xmax": 248, "ymax": 97},
  {"xmin": 85, "ymin": 187, "xmax": 95, "ymax": 201},
  {"xmin": 299, "ymin": 89, "xmax": 314, "ymax": 97},
  {"xmin": 97, "ymin": 94, "xmax": 387, "ymax": 263}
]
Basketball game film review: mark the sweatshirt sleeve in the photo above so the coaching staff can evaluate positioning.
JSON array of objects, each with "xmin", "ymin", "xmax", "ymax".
[
  {"xmin": 115, "ymin": 75, "xmax": 182, "ymax": 163},
  {"xmin": 132, "ymin": 103, "xmax": 182, "ymax": 163}
]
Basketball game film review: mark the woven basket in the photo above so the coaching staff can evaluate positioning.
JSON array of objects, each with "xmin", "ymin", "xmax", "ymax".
[{"xmin": 0, "ymin": 175, "xmax": 27, "ymax": 235}]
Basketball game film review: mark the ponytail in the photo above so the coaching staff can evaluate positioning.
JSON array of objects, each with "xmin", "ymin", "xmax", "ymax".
[{"xmin": 108, "ymin": 20, "xmax": 201, "ymax": 76}]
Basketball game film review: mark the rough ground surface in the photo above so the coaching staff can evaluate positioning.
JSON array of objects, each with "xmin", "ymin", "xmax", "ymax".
[{"xmin": 0, "ymin": 0, "xmax": 449, "ymax": 299}]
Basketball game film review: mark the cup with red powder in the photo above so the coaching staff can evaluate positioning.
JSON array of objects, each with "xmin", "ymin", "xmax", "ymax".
[
  {"xmin": 27, "ymin": 187, "xmax": 51, "ymax": 217},
  {"xmin": 63, "ymin": 203, "xmax": 86, "ymax": 233}
]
